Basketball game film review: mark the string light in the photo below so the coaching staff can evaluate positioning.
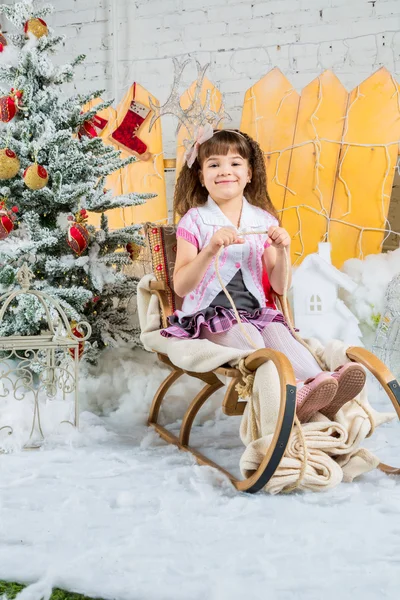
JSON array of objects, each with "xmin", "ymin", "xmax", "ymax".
[{"xmin": 252, "ymin": 74, "xmax": 400, "ymax": 264}]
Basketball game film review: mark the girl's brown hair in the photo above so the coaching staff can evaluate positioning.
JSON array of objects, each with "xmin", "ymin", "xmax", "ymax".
[{"xmin": 173, "ymin": 129, "xmax": 279, "ymax": 221}]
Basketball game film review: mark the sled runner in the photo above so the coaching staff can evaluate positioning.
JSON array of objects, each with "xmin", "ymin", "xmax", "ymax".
[{"xmin": 143, "ymin": 224, "xmax": 400, "ymax": 492}]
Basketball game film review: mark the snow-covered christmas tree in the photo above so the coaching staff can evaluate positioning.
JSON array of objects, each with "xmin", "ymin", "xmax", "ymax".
[{"xmin": 0, "ymin": 1, "xmax": 156, "ymax": 360}]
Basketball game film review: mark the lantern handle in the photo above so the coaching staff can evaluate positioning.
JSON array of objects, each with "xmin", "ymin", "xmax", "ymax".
[{"xmin": 0, "ymin": 263, "xmax": 92, "ymax": 342}]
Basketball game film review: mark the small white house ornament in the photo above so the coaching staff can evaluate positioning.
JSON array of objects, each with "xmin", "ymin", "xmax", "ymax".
[
  {"xmin": 0, "ymin": 263, "xmax": 92, "ymax": 451},
  {"xmin": 291, "ymin": 242, "xmax": 363, "ymax": 346}
]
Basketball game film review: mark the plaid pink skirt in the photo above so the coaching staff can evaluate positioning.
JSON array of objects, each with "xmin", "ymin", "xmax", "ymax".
[{"xmin": 161, "ymin": 305, "xmax": 288, "ymax": 340}]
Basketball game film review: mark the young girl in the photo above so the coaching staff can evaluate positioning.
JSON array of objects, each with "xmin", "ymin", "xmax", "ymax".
[{"xmin": 161, "ymin": 128, "xmax": 365, "ymax": 422}]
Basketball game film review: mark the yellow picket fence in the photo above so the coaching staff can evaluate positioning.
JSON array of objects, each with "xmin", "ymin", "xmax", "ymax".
[{"xmin": 89, "ymin": 67, "xmax": 400, "ymax": 268}]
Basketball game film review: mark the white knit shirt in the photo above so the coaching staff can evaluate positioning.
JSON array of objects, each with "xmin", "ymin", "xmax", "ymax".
[{"xmin": 175, "ymin": 195, "xmax": 278, "ymax": 318}]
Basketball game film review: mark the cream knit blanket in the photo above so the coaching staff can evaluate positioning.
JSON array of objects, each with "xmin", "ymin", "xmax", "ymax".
[{"xmin": 138, "ymin": 274, "xmax": 396, "ymax": 493}]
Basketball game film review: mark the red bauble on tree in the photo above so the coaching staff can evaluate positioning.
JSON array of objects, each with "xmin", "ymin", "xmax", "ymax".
[
  {"xmin": 0, "ymin": 89, "xmax": 23, "ymax": 123},
  {"xmin": 67, "ymin": 209, "xmax": 90, "ymax": 256},
  {"xmin": 78, "ymin": 113, "xmax": 108, "ymax": 139},
  {"xmin": 0, "ymin": 96, "xmax": 16, "ymax": 123},
  {"xmin": 0, "ymin": 201, "xmax": 18, "ymax": 240}
]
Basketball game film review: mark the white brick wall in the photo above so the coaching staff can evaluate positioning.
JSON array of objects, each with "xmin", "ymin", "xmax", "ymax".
[
  {"xmin": 31, "ymin": 0, "xmax": 398, "ymax": 156},
  {"xmin": 1, "ymin": 0, "xmax": 399, "ymax": 219}
]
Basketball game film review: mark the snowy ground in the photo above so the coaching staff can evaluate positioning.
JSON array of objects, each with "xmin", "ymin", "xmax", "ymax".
[{"xmin": 0, "ymin": 347, "xmax": 400, "ymax": 600}]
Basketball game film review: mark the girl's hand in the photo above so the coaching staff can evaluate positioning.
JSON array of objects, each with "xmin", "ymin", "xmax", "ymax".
[
  {"xmin": 206, "ymin": 227, "xmax": 244, "ymax": 256},
  {"xmin": 267, "ymin": 226, "xmax": 291, "ymax": 250}
]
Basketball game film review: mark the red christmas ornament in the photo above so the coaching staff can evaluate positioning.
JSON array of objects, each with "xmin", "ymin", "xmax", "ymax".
[
  {"xmin": 78, "ymin": 113, "xmax": 108, "ymax": 139},
  {"xmin": 68, "ymin": 322, "xmax": 85, "ymax": 361},
  {"xmin": 0, "ymin": 96, "xmax": 16, "ymax": 122},
  {"xmin": 67, "ymin": 209, "xmax": 90, "ymax": 255},
  {"xmin": 0, "ymin": 90, "xmax": 23, "ymax": 123},
  {"xmin": 0, "ymin": 201, "xmax": 18, "ymax": 241},
  {"xmin": 110, "ymin": 83, "xmax": 152, "ymax": 161}
]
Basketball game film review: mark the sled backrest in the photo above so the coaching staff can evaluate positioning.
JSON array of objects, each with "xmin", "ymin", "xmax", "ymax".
[{"xmin": 145, "ymin": 223, "xmax": 183, "ymax": 327}]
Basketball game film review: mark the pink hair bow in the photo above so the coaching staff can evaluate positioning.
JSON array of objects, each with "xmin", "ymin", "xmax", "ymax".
[{"xmin": 184, "ymin": 122, "xmax": 214, "ymax": 168}]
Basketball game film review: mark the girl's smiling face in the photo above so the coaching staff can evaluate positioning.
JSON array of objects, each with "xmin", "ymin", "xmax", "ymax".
[{"xmin": 200, "ymin": 151, "xmax": 252, "ymax": 203}]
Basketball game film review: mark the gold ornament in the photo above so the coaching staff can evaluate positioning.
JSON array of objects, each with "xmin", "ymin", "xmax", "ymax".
[
  {"xmin": 0, "ymin": 148, "xmax": 20, "ymax": 180},
  {"xmin": 24, "ymin": 163, "xmax": 49, "ymax": 190},
  {"xmin": 24, "ymin": 18, "xmax": 48, "ymax": 39},
  {"xmin": 126, "ymin": 241, "xmax": 142, "ymax": 261}
]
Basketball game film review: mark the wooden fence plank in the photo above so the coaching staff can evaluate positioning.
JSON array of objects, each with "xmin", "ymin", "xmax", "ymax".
[
  {"xmin": 240, "ymin": 68, "xmax": 300, "ymax": 214},
  {"xmin": 329, "ymin": 68, "xmax": 400, "ymax": 266},
  {"xmin": 281, "ymin": 71, "xmax": 349, "ymax": 264}
]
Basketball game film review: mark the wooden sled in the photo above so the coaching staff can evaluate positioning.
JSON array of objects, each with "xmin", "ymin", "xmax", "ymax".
[{"xmin": 145, "ymin": 226, "xmax": 400, "ymax": 492}]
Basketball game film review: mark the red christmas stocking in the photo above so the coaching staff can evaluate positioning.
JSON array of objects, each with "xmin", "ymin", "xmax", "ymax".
[
  {"xmin": 111, "ymin": 84, "xmax": 152, "ymax": 161},
  {"xmin": 79, "ymin": 114, "xmax": 108, "ymax": 139}
]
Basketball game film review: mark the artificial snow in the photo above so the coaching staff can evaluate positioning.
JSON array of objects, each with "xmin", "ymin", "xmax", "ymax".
[{"xmin": 0, "ymin": 346, "xmax": 399, "ymax": 600}]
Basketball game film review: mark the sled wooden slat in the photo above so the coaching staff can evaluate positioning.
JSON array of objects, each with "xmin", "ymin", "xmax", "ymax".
[
  {"xmin": 148, "ymin": 347, "xmax": 296, "ymax": 494},
  {"xmin": 346, "ymin": 346, "xmax": 400, "ymax": 475},
  {"xmin": 346, "ymin": 346, "xmax": 400, "ymax": 420},
  {"xmin": 377, "ymin": 462, "xmax": 400, "ymax": 475}
]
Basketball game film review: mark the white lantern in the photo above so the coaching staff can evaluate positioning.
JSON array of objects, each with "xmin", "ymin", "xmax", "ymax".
[{"xmin": 0, "ymin": 263, "xmax": 91, "ymax": 450}]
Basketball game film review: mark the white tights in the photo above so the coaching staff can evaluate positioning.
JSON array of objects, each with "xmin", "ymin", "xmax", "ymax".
[{"xmin": 200, "ymin": 322, "xmax": 322, "ymax": 382}]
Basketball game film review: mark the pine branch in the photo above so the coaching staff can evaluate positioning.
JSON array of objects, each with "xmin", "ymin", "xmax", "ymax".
[
  {"xmin": 23, "ymin": 211, "xmax": 64, "ymax": 249},
  {"xmin": 0, "ymin": 66, "xmax": 18, "ymax": 83},
  {"xmin": 97, "ymin": 253, "xmax": 131, "ymax": 266},
  {"xmin": 87, "ymin": 191, "xmax": 155, "ymax": 212},
  {"xmin": 71, "ymin": 54, "xmax": 86, "ymax": 67},
  {"xmin": 38, "ymin": 35, "xmax": 65, "ymax": 53},
  {"xmin": 52, "ymin": 63, "xmax": 74, "ymax": 85},
  {"xmin": 104, "ymin": 228, "xmax": 144, "ymax": 248},
  {"xmin": 0, "ymin": 1, "xmax": 53, "ymax": 28},
  {"xmin": 78, "ymin": 102, "xmax": 113, "ymax": 125},
  {"xmin": 76, "ymin": 89, "xmax": 106, "ymax": 106},
  {"xmin": 5, "ymin": 34, "xmax": 26, "ymax": 48},
  {"xmin": 108, "ymin": 225, "xmax": 144, "ymax": 238}
]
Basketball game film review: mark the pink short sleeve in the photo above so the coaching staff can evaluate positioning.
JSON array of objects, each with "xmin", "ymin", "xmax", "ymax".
[{"xmin": 176, "ymin": 210, "xmax": 200, "ymax": 249}]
